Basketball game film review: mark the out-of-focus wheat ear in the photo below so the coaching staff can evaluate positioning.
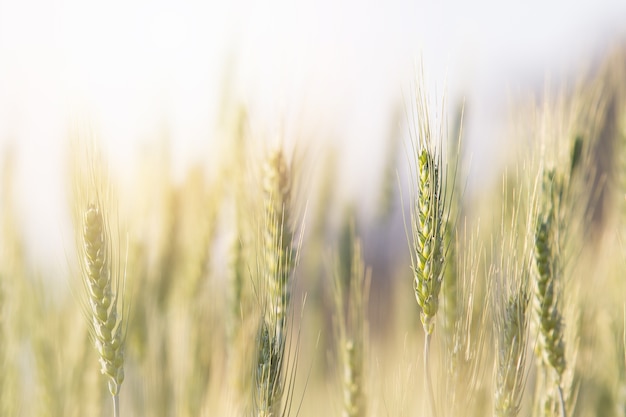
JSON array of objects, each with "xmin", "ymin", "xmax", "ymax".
[
  {"xmin": 441, "ymin": 97, "xmax": 465, "ymax": 383},
  {"xmin": 533, "ymin": 169, "xmax": 567, "ymax": 417},
  {"xmin": 333, "ymin": 230, "xmax": 371, "ymax": 417},
  {"xmin": 534, "ymin": 216, "xmax": 566, "ymax": 377},
  {"xmin": 441, "ymin": 219, "xmax": 458, "ymax": 359},
  {"xmin": 263, "ymin": 148, "xmax": 294, "ymax": 344},
  {"xmin": 494, "ymin": 290, "xmax": 530, "ymax": 417},
  {"xmin": 254, "ymin": 316, "xmax": 284, "ymax": 417},
  {"xmin": 438, "ymin": 221, "xmax": 490, "ymax": 417},
  {"xmin": 80, "ymin": 202, "xmax": 127, "ymax": 416},
  {"xmin": 72, "ymin": 138, "xmax": 128, "ymax": 417},
  {"xmin": 226, "ymin": 189, "xmax": 255, "ymax": 410},
  {"xmin": 253, "ymin": 147, "xmax": 298, "ymax": 417}
]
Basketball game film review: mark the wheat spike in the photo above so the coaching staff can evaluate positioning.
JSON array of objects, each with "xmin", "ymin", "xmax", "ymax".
[
  {"xmin": 73, "ymin": 139, "xmax": 127, "ymax": 417},
  {"xmin": 533, "ymin": 169, "xmax": 567, "ymax": 417},
  {"xmin": 333, "ymin": 231, "xmax": 370, "ymax": 417},
  {"xmin": 405, "ymin": 70, "xmax": 449, "ymax": 417},
  {"xmin": 81, "ymin": 203, "xmax": 126, "ymax": 404},
  {"xmin": 254, "ymin": 147, "xmax": 296, "ymax": 417},
  {"xmin": 533, "ymin": 170, "xmax": 566, "ymax": 380},
  {"xmin": 412, "ymin": 148, "xmax": 445, "ymax": 335},
  {"xmin": 495, "ymin": 290, "xmax": 530, "ymax": 417}
]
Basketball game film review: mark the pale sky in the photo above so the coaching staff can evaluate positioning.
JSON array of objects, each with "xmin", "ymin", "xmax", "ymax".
[{"xmin": 0, "ymin": 0, "xmax": 625, "ymax": 271}]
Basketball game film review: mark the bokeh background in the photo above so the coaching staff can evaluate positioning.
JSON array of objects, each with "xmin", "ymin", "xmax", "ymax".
[{"xmin": 0, "ymin": 0, "xmax": 625, "ymax": 285}]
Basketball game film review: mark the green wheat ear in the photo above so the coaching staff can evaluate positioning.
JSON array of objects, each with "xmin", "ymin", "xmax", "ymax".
[
  {"xmin": 533, "ymin": 170, "xmax": 566, "ymax": 379},
  {"xmin": 254, "ymin": 147, "xmax": 298, "ymax": 417},
  {"xmin": 534, "ymin": 216, "xmax": 566, "ymax": 378},
  {"xmin": 532, "ymin": 167, "xmax": 568, "ymax": 417},
  {"xmin": 413, "ymin": 148, "xmax": 445, "ymax": 335},
  {"xmin": 404, "ymin": 71, "xmax": 451, "ymax": 417}
]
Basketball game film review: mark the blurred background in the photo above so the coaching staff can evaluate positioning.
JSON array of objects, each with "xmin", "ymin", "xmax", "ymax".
[{"xmin": 0, "ymin": 0, "xmax": 625, "ymax": 279}]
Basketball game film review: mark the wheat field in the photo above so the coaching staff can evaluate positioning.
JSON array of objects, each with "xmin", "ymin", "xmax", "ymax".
[{"xmin": 1, "ymin": 44, "xmax": 626, "ymax": 417}]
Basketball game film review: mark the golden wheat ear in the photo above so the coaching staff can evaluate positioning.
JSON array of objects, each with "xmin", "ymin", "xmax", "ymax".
[
  {"xmin": 72, "ymin": 138, "xmax": 128, "ymax": 417},
  {"xmin": 81, "ymin": 203, "xmax": 126, "ymax": 396}
]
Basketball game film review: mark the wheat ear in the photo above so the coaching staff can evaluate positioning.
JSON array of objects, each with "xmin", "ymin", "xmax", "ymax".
[
  {"xmin": 533, "ymin": 169, "xmax": 567, "ymax": 417},
  {"xmin": 73, "ymin": 140, "xmax": 127, "ymax": 417},
  {"xmin": 410, "ymin": 145, "xmax": 445, "ymax": 417},
  {"xmin": 495, "ymin": 290, "xmax": 530, "ymax": 417},
  {"xmin": 264, "ymin": 149, "xmax": 293, "ymax": 342},
  {"xmin": 80, "ymin": 202, "xmax": 126, "ymax": 417},
  {"xmin": 412, "ymin": 148, "xmax": 445, "ymax": 335},
  {"xmin": 254, "ymin": 148, "xmax": 296, "ymax": 417},
  {"xmin": 333, "ymin": 231, "xmax": 370, "ymax": 417},
  {"xmin": 405, "ymin": 75, "xmax": 448, "ymax": 417}
]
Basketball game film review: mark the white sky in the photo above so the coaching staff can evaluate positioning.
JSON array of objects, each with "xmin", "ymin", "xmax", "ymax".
[{"xmin": 0, "ymin": 0, "xmax": 625, "ymax": 271}]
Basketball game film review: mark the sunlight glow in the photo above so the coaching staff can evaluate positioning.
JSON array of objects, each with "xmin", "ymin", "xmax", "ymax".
[{"xmin": 0, "ymin": 0, "xmax": 624, "ymax": 269}]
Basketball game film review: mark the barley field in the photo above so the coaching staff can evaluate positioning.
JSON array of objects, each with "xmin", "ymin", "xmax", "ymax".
[{"xmin": 2, "ymin": 9, "xmax": 626, "ymax": 417}]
